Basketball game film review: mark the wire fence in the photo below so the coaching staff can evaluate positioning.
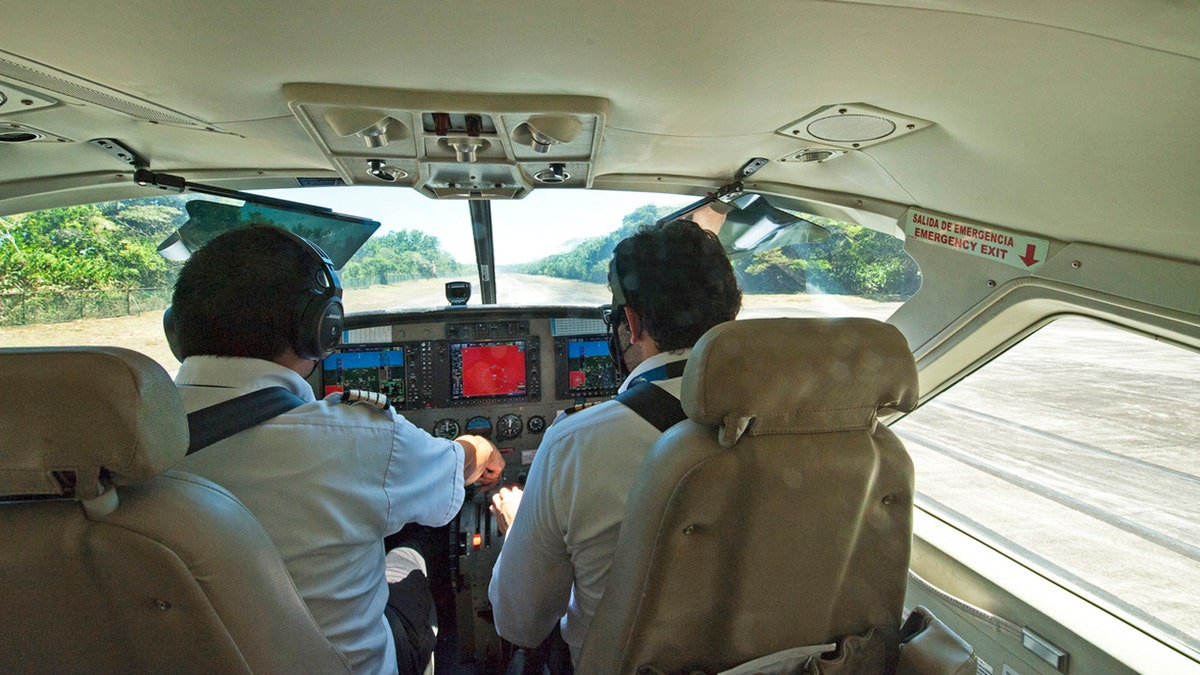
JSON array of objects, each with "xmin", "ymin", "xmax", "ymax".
[
  {"xmin": 340, "ymin": 272, "xmax": 428, "ymax": 289},
  {"xmin": 0, "ymin": 288, "xmax": 175, "ymax": 327}
]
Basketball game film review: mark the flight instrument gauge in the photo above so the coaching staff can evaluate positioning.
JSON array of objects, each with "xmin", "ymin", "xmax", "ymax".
[
  {"xmin": 527, "ymin": 415, "xmax": 546, "ymax": 434},
  {"xmin": 465, "ymin": 415, "xmax": 493, "ymax": 438},
  {"xmin": 496, "ymin": 414, "xmax": 523, "ymax": 440},
  {"xmin": 433, "ymin": 418, "xmax": 460, "ymax": 440}
]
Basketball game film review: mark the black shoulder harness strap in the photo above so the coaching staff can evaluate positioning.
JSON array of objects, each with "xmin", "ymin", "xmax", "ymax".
[
  {"xmin": 185, "ymin": 386, "xmax": 305, "ymax": 455},
  {"xmin": 615, "ymin": 382, "xmax": 687, "ymax": 433}
]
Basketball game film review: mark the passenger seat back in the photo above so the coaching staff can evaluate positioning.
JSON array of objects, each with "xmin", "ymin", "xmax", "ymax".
[
  {"xmin": 0, "ymin": 347, "xmax": 350, "ymax": 674},
  {"xmin": 578, "ymin": 318, "xmax": 919, "ymax": 674}
]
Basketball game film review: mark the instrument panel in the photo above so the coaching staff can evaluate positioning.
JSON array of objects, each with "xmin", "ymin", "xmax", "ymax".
[{"xmin": 312, "ymin": 306, "xmax": 620, "ymax": 459}]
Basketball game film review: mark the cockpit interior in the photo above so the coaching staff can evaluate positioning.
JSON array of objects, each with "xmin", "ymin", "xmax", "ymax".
[{"xmin": 2, "ymin": 1, "xmax": 1198, "ymax": 673}]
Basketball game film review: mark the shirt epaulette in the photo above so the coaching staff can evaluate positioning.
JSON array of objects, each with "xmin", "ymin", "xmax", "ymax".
[
  {"xmin": 561, "ymin": 400, "xmax": 604, "ymax": 416},
  {"xmin": 339, "ymin": 389, "xmax": 391, "ymax": 410}
]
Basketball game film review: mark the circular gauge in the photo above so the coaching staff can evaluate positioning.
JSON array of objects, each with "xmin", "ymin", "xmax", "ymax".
[
  {"xmin": 465, "ymin": 415, "xmax": 492, "ymax": 438},
  {"xmin": 496, "ymin": 414, "xmax": 523, "ymax": 440},
  {"xmin": 432, "ymin": 418, "xmax": 460, "ymax": 440},
  {"xmin": 527, "ymin": 415, "xmax": 546, "ymax": 434}
]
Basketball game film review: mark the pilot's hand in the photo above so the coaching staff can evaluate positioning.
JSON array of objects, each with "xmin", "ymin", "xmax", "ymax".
[
  {"xmin": 490, "ymin": 486, "xmax": 524, "ymax": 535},
  {"xmin": 457, "ymin": 434, "xmax": 504, "ymax": 488},
  {"xmin": 477, "ymin": 445, "xmax": 505, "ymax": 490}
]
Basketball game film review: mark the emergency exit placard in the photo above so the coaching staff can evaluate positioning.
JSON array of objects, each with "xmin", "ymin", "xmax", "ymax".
[{"xmin": 903, "ymin": 208, "xmax": 1048, "ymax": 271}]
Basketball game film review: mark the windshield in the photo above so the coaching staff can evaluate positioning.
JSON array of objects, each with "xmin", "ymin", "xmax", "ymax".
[
  {"xmin": 0, "ymin": 187, "xmax": 919, "ymax": 372},
  {"xmin": 260, "ymin": 186, "xmax": 917, "ymax": 318}
]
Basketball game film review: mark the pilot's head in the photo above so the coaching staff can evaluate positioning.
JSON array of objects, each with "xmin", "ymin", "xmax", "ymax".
[
  {"xmin": 169, "ymin": 226, "xmax": 343, "ymax": 362},
  {"xmin": 607, "ymin": 219, "xmax": 741, "ymax": 373}
]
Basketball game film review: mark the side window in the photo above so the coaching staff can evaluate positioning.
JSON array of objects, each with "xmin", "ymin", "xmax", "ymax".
[
  {"xmin": 0, "ymin": 198, "xmax": 187, "ymax": 370},
  {"xmin": 732, "ymin": 215, "xmax": 919, "ymax": 321},
  {"xmin": 893, "ymin": 316, "xmax": 1200, "ymax": 652}
]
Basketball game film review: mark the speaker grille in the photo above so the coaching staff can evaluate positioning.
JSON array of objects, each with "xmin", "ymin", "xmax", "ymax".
[{"xmin": 807, "ymin": 114, "xmax": 897, "ymax": 143}]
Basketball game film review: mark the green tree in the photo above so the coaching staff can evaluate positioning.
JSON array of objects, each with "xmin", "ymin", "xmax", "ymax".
[
  {"xmin": 341, "ymin": 229, "xmax": 465, "ymax": 284},
  {"xmin": 735, "ymin": 248, "xmax": 811, "ymax": 293},
  {"xmin": 521, "ymin": 203, "xmax": 920, "ymax": 298},
  {"xmin": 0, "ymin": 200, "xmax": 181, "ymax": 292},
  {"xmin": 730, "ymin": 219, "xmax": 918, "ymax": 297},
  {"xmin": 804, "ymin": 222, "xmax": 920, "ymax": 296},
  {"xmin": 101, "ymin": 201, "xmax": 189, "ymax": 236},
  {"xmin": 522, "ymin": 204, "xmax": 677, "ymax": 282}
]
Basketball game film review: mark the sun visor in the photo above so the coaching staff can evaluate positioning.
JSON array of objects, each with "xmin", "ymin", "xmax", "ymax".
[{"xmin": 157, "ymin": 200, "xmax": 377, "ymax": 269}]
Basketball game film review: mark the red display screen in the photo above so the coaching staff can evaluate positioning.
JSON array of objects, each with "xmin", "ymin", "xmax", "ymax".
[{"xmin": 450, "ymin": 340, "xmax": 527, "ymax": 399}]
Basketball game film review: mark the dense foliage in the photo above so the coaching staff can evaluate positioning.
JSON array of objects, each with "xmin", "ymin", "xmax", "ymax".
[
  {"xmin": 522, "ymin": 208, "xmax": 921, "ymax": 298},
  {"xmin": 0, "ymin": 196, "xmax": 466, "ymax": 294},
  {"xmin": 340, "ymin": 229, "xmax": 466, "ymax": 285},
  {"xmin": 522, "ymin": 204, "xmax": 677, "ymax": 283},
  {"xmin": 0, "ymin": 198, "xmax": 189, "ymax": 292},
  {"xmin": 732, "ymin": 217, "xmax": 921, "ymax": 297}
]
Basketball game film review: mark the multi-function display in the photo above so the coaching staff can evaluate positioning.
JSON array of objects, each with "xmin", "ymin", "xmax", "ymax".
[
  {"xmin": 448, "ymin": 340, "xmax": 529, "ymax": 401},
  {"xmin": 321, "ymin": 345, "xmax": 407, "ymax": 402},
  {"xmin": 555, "ymin": 335, "xmax": 622, "ymax": 399}
]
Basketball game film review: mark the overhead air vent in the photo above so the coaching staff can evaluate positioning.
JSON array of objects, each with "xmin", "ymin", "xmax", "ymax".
[
  {"xmin": 534, "ymin": 164, "xmax": 571, "ymax": 184},
  {"xmin": 0, "ymin": 129, "xmax": 41, "ymax": 143},
  {"xmin": 0, "ymin": 121, "xmax": 72, "ymax": 144},
  {"xmin": 513, "ymin": 116, "xmax": 583, "ymax": 154},
  {"xmin": 777, "ymin": 103, "xmax": 932, "ymax": 150},
  {"xmin": 324, "ymin": 108, "xmax": 411, "ymax": 149},
  {"xmin": 780, "ymin": 148, "xmax": 846, "ymax": 164}
]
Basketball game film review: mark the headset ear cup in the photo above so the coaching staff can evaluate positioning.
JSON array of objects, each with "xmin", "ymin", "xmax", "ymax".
[
  {"xmin": 317, "ymin": 296, "xmax": 344, "ymax": 357},
  {"xmin": 163, "ymin": 306, "xmax": 184, "ymax": 362},
  {"xmin": 295, "ymin": 291, "xmax": 343, "ymax": 360}
]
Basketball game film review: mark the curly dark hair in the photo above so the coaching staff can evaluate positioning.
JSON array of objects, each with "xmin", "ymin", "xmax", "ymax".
[
  {"xmin": 171, "ymin": 227, "xmax": 329, "ymax": 360},
  {"xmin": 611, "ymin": 219, "xmax": 742, "ymax": 351}
]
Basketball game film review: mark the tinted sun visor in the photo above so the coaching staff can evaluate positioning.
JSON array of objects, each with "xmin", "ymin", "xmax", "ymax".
[
  {"xmin": 139, "ymin": 169, "xmax": 379, "ymax": 269},
  {"xmin": 658, "ymin": 190, "xmax": 829, "ymax": 259},
  {"xmin": 718, "ymin": 193, "xmax": 829, "ymax": 257}
]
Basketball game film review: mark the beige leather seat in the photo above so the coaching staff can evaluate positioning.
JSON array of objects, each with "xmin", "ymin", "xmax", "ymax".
[
  {"xmin": 0, "ymin": 346, "xmax": 350, "ymax": 674},
  {"xmin": 578, "ymin": 318, "xmax": 919, "ymax": 674}
]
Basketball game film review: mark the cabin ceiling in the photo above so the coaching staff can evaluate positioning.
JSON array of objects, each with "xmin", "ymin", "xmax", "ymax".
[{"xmin": 0, "ymin": 1, "xmax": 1197, "ymax": 262}]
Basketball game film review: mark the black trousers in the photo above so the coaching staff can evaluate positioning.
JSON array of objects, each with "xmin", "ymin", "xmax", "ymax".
[{"xmin": 383, "ymin": 567, "xmax": 437, "ymax": 675}]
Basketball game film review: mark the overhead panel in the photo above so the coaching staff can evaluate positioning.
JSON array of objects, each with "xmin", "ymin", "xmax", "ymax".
[{"xmin": 285, "ymin": 84, "xmax": 608, "ymax": 198}]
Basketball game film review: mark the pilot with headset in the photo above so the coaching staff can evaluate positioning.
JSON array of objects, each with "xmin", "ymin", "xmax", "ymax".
[
  {"xmin": 488, "ymin": 218, "xmax": 742, "ymax": 669},
  {"xmin": 166, "ymin": 225, "xmax": 504, "ymax": 675}
]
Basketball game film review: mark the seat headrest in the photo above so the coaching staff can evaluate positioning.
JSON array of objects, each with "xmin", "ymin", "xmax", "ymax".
[
  {"xmin": 0, "ymin": 347, "xmax": 187, "ymax": 500},
  {"xmin": 681, "ymin": 318, "xmax": 918, "ymax": 446}
]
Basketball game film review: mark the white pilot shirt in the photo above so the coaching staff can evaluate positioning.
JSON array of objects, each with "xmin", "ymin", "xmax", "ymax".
[
  {"xmin": 175, "ymin": 356, "xmax": 465, "ymax": 675},
  {"xmin": 488, "ymin": 349, "xmax": 690, "ymax": 664}
]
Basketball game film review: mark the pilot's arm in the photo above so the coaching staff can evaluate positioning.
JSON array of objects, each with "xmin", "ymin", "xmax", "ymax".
[
  {"xmin": 688, "ymin": 202, "xmax": 729, "ymax": 234},
  {"xmin": 488, "ymin": 441, "xmax": 574, "ymax": 648}
]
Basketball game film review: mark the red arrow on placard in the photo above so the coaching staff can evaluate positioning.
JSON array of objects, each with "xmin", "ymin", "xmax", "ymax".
[{"xmin": 1018, "ymin": 244, "xmax": 1040, "ymax": 267}]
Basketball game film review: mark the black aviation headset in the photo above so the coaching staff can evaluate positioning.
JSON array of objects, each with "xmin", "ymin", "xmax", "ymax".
[
  {"xmin": 163, "ymin": 226, "xmax": 344, "ymax": 362},
  {"xmin": 605, "ymin": 255, "xmax": 633, "ymax": 376}
]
